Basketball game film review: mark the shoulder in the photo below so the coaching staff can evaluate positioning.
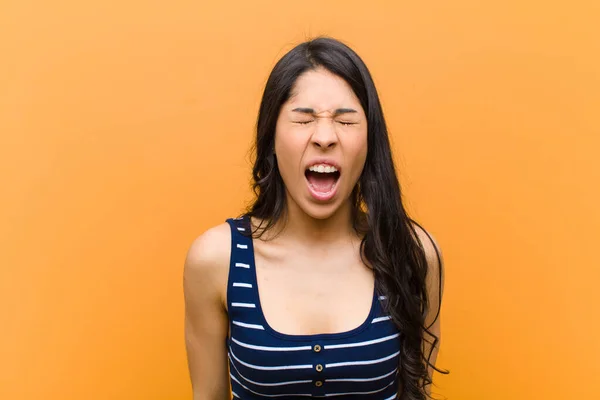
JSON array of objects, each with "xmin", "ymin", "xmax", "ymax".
[
  {"xmin": 185, "ymin": 222, "xmax": 232, "ymax": 272},
  {"xmin": 410, "ymin": 222, "xmax": 445, "ymax": 324},
  {"xmin": 183, "ymin": 222, "xmax": 232, "ymax": 307},
  {"xmin": 411, "ymin": 222, "xmax": 444, "ymax": 276}
]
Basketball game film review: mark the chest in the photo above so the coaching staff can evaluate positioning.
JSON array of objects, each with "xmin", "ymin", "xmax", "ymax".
[
  {"xmin": 225, "ymin": 217, "xmax": 401, "ymax": 399},
  {"xmin": 253, "ymin": 239, "xmax": 375, "ymax": 336}
]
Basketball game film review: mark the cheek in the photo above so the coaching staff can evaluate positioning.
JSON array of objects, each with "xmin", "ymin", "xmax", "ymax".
[
  {"xmin": 274, "ymin": 130, "xmax": 305, "ymax": 181},
  {"xmin": 349, "ymin": 131, "xmax": 368, "ymax": 177}
]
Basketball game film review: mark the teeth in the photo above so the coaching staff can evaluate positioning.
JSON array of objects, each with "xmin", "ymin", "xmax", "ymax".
[{"xmin": 308, "ymin": 164, "xmax": 338, "ymax": 173}]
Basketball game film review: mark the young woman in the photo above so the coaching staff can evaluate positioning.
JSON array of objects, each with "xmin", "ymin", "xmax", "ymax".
[{"xmin": 184, "ymin": 37, "xmax": 445, "ymax": 400}]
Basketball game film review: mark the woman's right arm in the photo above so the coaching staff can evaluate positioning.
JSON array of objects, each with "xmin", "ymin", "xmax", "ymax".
[{"xmin": 183, "ymin": 224, "xmax": 231, "ymax": 400}]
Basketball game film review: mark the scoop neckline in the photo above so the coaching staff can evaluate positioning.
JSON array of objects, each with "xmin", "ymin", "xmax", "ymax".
[{"xmin": 243, "ymin": 215, "xmax": 378, "ymax": 342}]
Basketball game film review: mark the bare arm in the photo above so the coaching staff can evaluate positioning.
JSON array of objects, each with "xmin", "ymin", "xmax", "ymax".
[
  {"xmin": 184, "ymin": 224, "xmax": 231, "ymax": 400},
  {"xmin": 413, "ymin": 224, "xmax": 445, "ymax": 396}
]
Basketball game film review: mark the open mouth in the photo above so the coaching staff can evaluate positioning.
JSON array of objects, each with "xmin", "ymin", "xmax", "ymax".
[{"xmin": 304, "ymin": 165, "xmax": 341, "ymax": 200}]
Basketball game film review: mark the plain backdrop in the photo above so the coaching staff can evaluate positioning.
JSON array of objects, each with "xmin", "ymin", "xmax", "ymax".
[{"xmin": 1, "ymin": 1, "xmax": 599, "ymax": 399}]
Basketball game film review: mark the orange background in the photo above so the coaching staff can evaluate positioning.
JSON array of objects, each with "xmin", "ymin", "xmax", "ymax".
[{"xmin": 1, "ymin": 1, "xmax": 599, "ymax": 399}]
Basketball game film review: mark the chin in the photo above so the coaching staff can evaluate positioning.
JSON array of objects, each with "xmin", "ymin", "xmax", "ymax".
[
  {"xmin": 303, "ymin": 206, "xmax": 337, "ymax": 220},
  {"xmin": 298, "ymin": 199, "xmax": 345, "ymax": 221},
  {"xmin": 285, "ymin": 184, "xmax": 351, "ymax": 221}
]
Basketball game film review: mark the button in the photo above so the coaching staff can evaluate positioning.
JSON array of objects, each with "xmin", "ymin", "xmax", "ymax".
[
  {"xmin": 315, "ymin": 364, "xmax": 323, "ymax": 372},
  {"xmin": 315, "ymin": 380, "xmax": 323, "ymax": 387},
  {"xmin": 313, "ymin": 344, "xmax": 322, "ymax": 353}
]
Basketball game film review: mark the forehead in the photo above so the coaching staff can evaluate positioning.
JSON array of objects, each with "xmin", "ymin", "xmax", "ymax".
[{"xmin": 286, "ymin": 68, "xmax": 362, "ymax": 111}]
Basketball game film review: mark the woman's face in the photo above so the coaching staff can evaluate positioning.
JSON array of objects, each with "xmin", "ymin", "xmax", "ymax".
[{"xmin": 274, "ymin": 67, "xmax": 368, "ymax": 220}]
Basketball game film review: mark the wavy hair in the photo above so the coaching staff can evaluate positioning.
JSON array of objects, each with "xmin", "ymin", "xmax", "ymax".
[{"xmin": 244, "ymin": 37, "xmax": 446, "ymax": 399}]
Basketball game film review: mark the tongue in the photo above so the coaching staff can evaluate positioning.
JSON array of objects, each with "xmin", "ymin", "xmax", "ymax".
[{"xmin": 306, "ymin": 171, "xmax": 337, "ymax": 193}]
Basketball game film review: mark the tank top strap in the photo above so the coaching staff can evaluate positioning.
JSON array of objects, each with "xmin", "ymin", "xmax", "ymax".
[
  {"xmin": 226, "ymin": 215, "xmax": 253, "ymax": 255},
  {"xmin": 225, "ymin": 215, "xmax": 258, "ymax": 316}
]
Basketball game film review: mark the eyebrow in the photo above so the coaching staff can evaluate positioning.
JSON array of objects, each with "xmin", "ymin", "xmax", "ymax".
[{"xmin": 291, "ymin": 107, "xmax": 358, "ymax": 116}]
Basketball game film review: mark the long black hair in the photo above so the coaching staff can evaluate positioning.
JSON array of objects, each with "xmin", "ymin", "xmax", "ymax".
[{"xmin": 244, "ymin": 37, "xmax": 445, "ymax": 400}]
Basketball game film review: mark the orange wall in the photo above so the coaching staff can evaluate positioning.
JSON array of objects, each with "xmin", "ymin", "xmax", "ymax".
[{"xmin": 1, "ymin": 1, "xmax": 599, "ymax": 399}]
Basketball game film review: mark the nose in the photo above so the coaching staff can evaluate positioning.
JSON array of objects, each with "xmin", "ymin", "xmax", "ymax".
[{"xmin": 311, "ymin": 119, "xmax": 338, "ymax": 149}]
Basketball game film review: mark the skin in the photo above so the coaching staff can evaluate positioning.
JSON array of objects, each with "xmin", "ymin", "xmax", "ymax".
[{"xmin": 183, "ymin": 68, "xmax": 443, "ymax": 399}]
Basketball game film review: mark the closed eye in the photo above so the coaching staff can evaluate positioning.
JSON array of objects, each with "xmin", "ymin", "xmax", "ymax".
[
  {"xmin": 294, "ymin": 120, "xmax": 314, "ymax": 125},
  {"xmin": 337, "ymin": 121, "xmax": 358, "ymax": 126}
]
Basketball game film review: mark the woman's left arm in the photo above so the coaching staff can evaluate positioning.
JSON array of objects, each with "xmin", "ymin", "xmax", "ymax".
[{"xmin": 413, "ymin": 225, "xmax": 445, "ymax": 395}]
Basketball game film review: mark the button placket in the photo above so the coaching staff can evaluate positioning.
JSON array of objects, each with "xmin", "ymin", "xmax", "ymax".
[{"xmin": 312, "ymin": 342, "xmax": 325, "ymax": 393}]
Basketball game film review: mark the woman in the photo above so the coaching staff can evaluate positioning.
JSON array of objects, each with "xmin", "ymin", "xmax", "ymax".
[{"xmin": 184, "ymin": 37, "xmax": 445, "ymax": 400}]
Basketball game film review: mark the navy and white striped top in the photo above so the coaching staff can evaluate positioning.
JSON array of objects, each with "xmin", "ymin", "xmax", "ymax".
[{"xmin": 225, "ymin": 216, "xmax": 401, "ymax": 399}]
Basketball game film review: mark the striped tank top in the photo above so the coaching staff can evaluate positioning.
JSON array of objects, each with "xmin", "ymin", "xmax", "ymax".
[{"xmin": 225, "ymin": 216, "xmax": 402, "ymax": 399}]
